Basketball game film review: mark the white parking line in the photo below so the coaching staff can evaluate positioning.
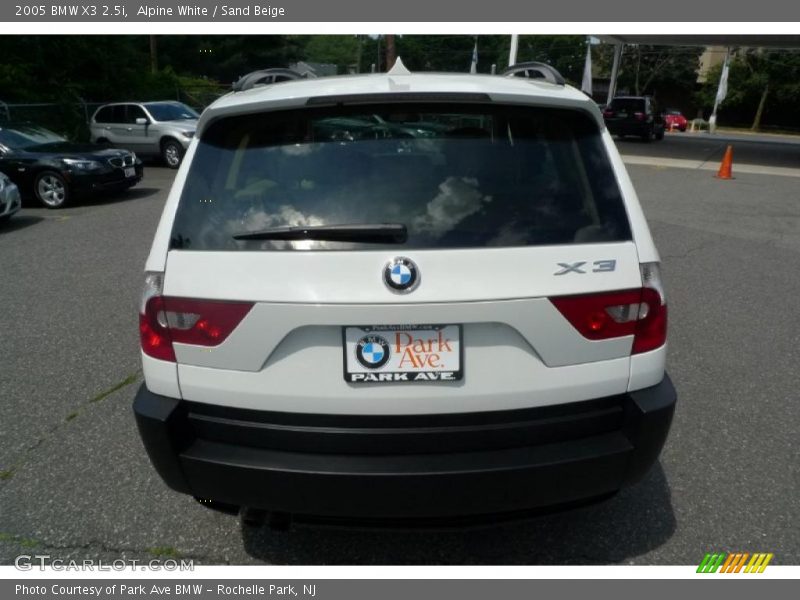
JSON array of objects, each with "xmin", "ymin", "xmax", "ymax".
[{"xmin": 621, "ymin": 154, "xmax": 800, "ymax": 178}]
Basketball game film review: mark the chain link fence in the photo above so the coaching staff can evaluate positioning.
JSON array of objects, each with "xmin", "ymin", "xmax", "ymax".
[{"xmin": 0, "ymin": 82, "xmax": 228, "ymax": 142}]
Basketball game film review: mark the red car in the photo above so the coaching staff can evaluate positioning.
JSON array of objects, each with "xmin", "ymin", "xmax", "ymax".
[{"xmin": 664, "ymin": 109, "xmax": 688, "ymax": 132}]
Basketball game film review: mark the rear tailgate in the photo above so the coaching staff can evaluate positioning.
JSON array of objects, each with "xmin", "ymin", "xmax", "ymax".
[
  {"xmin": 165, "ymin": 243, "xmax": 642, "ymax": 415},
  {"xmin": 157, "ymin": 100, "xmax": 644, "ymax": 415}
]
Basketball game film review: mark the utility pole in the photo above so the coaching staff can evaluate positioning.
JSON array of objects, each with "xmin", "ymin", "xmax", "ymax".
[
  {"xmin": 149, "ymin": 35, "xmax": 158, "ymax": 74},
  {"xmin": 355, "ymin": 35, "xmax": 363, "ymax": 74},
  {"xmin": 385, "ymin": 34, "xmax": 397, "ymax": 71}
]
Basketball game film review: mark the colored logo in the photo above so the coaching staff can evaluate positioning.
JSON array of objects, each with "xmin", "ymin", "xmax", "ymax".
[
  {"xmin": 383, "ymin": 257, "xmax": 419, "ymax": 293},
  {"xmin": 697, "ymin": 552, "xmax": 774, "ymax": 573},
  {"xmin": 355, "ymin": 335, "xmax": 391, "ymax": 369}
]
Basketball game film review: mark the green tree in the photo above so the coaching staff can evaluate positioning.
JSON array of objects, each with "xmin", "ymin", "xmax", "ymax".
[
  {"xmin": 595, "ymin": 44, "xmax": 704, "ymax": 97},
  {"xmin": 516, "ymin": 36, "xmax": 587, "ymax": 84},
  {"xmin": 696, "ymin": 48, "xmax": 800, "ymax": 130},
  {"xmin": 302, "ymin": 35, "xmax": 363, "ymax": 73}
]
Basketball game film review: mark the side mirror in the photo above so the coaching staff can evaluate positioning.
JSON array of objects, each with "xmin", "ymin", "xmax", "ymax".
[{"xmin": 136, "ymin": 117, "xmax": 149, "ymax": 125}]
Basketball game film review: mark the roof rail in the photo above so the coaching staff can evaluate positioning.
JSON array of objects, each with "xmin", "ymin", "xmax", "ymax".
[
  {"xmin": 232, "ymin": 68, "xmax": 315, "ymax": 92},
  {"xmin": 502, "ymin": 62, "xmax": 565, "ymax": 86}
]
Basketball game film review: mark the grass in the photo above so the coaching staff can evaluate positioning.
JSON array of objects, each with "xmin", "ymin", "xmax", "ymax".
[
  {"xmin": 1, "ymin": 372, "xmax": 140, "ymax": 483},
  {"xmin": 0, "ymin": 532, "xmax": 40, "ymax": 548},
  {"xmin": 89, "ymin": 372, "xmax": 139, "ymax": 403}
]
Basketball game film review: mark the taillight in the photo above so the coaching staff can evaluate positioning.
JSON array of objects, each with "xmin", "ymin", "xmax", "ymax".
[
  {"xmin": 602, "ymin": 109, "xmax": 614, "ymax": 118},
  {"xmin": 634, "ymin": 262, "xmax": 667, "ymax": 354},
  {"xmin": 139, "ymin": 271, "xmax": 254, "ymax": 362},
  {"xmin": 549, "ymin": 263, "xmax": 667, "ymax": 355}
]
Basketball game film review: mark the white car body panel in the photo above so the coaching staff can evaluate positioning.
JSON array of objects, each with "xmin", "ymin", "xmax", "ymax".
[
  {"xmin": 144, "ymin": 138, "xmax": 197, "ymax": 273},
  {"xmin": 177, "ymin": 340, "xmax": 632, "ymax": 415},
  {"xmin": 628, "ymin": 344, "xmax": 668, "ymax": 392},
  {"xmin": 141, "ymin": 352, "xmax": 181, "ymax": 398},
  {"xmin": 601, "ymin": 129, "xmax": 660, "ymax": 263},
  {"xmin": 163, "ymin": 243, "xmax": 641, "ymax": 304}
]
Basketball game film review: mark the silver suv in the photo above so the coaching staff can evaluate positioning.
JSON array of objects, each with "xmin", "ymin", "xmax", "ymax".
[
  {"xmin": 134, "ymin": 61, "xmax": 676, "ymax": 527},
  {"xmin": 90, "ymin": 101, "xmax": 198, "ymax": 168}
]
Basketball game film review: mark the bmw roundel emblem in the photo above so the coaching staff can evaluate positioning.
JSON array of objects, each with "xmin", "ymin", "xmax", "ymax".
[
  {"xmin": 355, "ymin": 335, "xmax": 391, "ymax": 369},
  {"xmin": 383, "ymin": 257, "xmax": 420, "ymax": 293}
]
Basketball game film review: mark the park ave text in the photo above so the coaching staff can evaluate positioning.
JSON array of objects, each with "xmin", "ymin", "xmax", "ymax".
[{"xmin": 16, "ymin": 584, "xmax": 316, "ymax": 596}]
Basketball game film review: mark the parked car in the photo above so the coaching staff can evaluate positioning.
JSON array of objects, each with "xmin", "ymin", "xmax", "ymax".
[
  {"xmin": 0, "ymin": 171, "xmax": 21, "ymax": 221},
  {"xmin": 90, "ymin": 101, "xmax": 198, "ymax": 169},
  {"xmin": 664, "ymin": 109, "xmax": 688, "ymax": 132},
  {"xmin": 314, "ymin": 114, "xmax": 449, "ymax": 141},
  {"xmin": 134, "ymin": 61, "xmax": 675, "ymax": 526},
  {"xmin": 602, "ymin": 96, "xmax": 665, "ymax": 141},
  {"xmin": 0, "ymin": 123, "xmax": 143, "ymax": 209}
]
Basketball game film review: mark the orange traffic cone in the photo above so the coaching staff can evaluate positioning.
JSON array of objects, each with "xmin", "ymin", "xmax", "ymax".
[{"xmin": 715, "ymin": 145, "xmax": 734, "ymax": 179}]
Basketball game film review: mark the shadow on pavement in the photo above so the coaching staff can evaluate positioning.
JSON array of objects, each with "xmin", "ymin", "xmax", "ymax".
[
  {"xmin": 240, "ymin": 463, "xmax": 675, "ymax": 565},
  {"xmin": 82, "ymin": 186, "xmax": 161, "ymax": 205},
  {"xmin": 0, "ymin": 215, "xmax": 44, "ymax": 233}
]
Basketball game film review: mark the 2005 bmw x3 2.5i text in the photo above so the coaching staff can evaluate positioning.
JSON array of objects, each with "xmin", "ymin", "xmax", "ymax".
[{"xmin": 134, "ymin": 60, "xmax": 677, "ymax": 526}]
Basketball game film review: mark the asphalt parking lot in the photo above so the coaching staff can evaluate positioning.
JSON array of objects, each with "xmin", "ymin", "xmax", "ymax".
[{"xmin": 1, "ymin": 134, "xmax": 799, "ymax": 565}]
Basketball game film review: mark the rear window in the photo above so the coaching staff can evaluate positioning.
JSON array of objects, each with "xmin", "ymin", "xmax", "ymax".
[
  {"xmin": 171, "ymin": 103, "xmax": 631, "ymax": 251},
  {"xmin": 610, "ymin": 98, "xmax": 646, "ymax": 112}
]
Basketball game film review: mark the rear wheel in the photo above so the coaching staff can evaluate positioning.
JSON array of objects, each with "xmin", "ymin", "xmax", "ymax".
[
  {"xmin": 161, "ymin": 138, "xmax": 183, "ymax": 169},
  {"xmin": 34, "ymin": 171, "xmax": 69, "ymax": 209}
]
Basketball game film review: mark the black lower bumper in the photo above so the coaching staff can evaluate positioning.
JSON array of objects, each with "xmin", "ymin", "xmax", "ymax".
[
  {"xmin": 133, "ymin": 376, "xmax": 676, "ymax": 519},
  {"xmin": 68, "ymin": 163, "xmax": 143, "ymax": 195}
]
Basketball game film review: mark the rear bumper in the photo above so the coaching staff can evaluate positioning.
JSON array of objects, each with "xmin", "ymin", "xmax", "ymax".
[
  {"xmin": 606, "ymin": 121, "xmax": 650, "ymax": 136},
  {"xmin": 133, "ymin": 375, "xmax": 676, "ymax": 519}
]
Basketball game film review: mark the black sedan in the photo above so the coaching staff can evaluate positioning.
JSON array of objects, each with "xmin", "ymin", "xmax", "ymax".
[{"xmin": 0, "ymin": 123, "xmax": 143, "ymax": 209}]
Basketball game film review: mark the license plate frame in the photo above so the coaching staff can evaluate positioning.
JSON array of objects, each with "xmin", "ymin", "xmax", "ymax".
[{"xmin": 342, "ymin": 324, "xmax": 463, "ymax": 384}]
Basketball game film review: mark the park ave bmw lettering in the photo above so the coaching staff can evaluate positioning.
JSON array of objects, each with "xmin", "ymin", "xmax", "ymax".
[{"xmin": 346, "ymin": 325, "xmax": 461, "ymax": 383}]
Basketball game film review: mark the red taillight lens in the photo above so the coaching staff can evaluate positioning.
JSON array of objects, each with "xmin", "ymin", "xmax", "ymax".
[
  {"xmin": 550, "ymin": 265, "xmax": 667, "ymax": 355},
  {"xmin": 140, "ymin": 295, "xmax": 175, "ymax": 362},
  {"xmin": 632, "ymin": 287, "xmax": 668, "ymax": 354},
  {"xmin": 139, "ymin": 287, "xmax": 253, "ymax": 362},
  {"xmin": 158, "ymin": 297, "xmax": 253, "ymax": 346},
  {"xmin": 550, "ymin": 289, "xmax": 645, "ymax": 340},
  {"xmin": 602, "ymin": 109, "xmax": 614, "ymax": 117}
]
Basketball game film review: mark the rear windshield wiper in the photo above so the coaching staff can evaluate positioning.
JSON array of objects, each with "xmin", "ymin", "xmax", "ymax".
[{"xmin": 232, "ymin": 223, "xmax": 408, "ymax": 244}]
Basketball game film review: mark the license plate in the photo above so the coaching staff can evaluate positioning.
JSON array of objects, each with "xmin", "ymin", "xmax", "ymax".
[
  {"xmin": 343, "ymin": 325, "xmax": 462, "ymax": 383},
  {"xmin": 124, "ymin": 167, "xmax": 135, "ymax": 178}
]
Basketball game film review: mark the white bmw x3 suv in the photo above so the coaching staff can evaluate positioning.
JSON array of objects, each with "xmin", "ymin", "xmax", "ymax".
[{"xmin": 134, "ymin": 61, "xmax": 676, "ymax": 524}]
